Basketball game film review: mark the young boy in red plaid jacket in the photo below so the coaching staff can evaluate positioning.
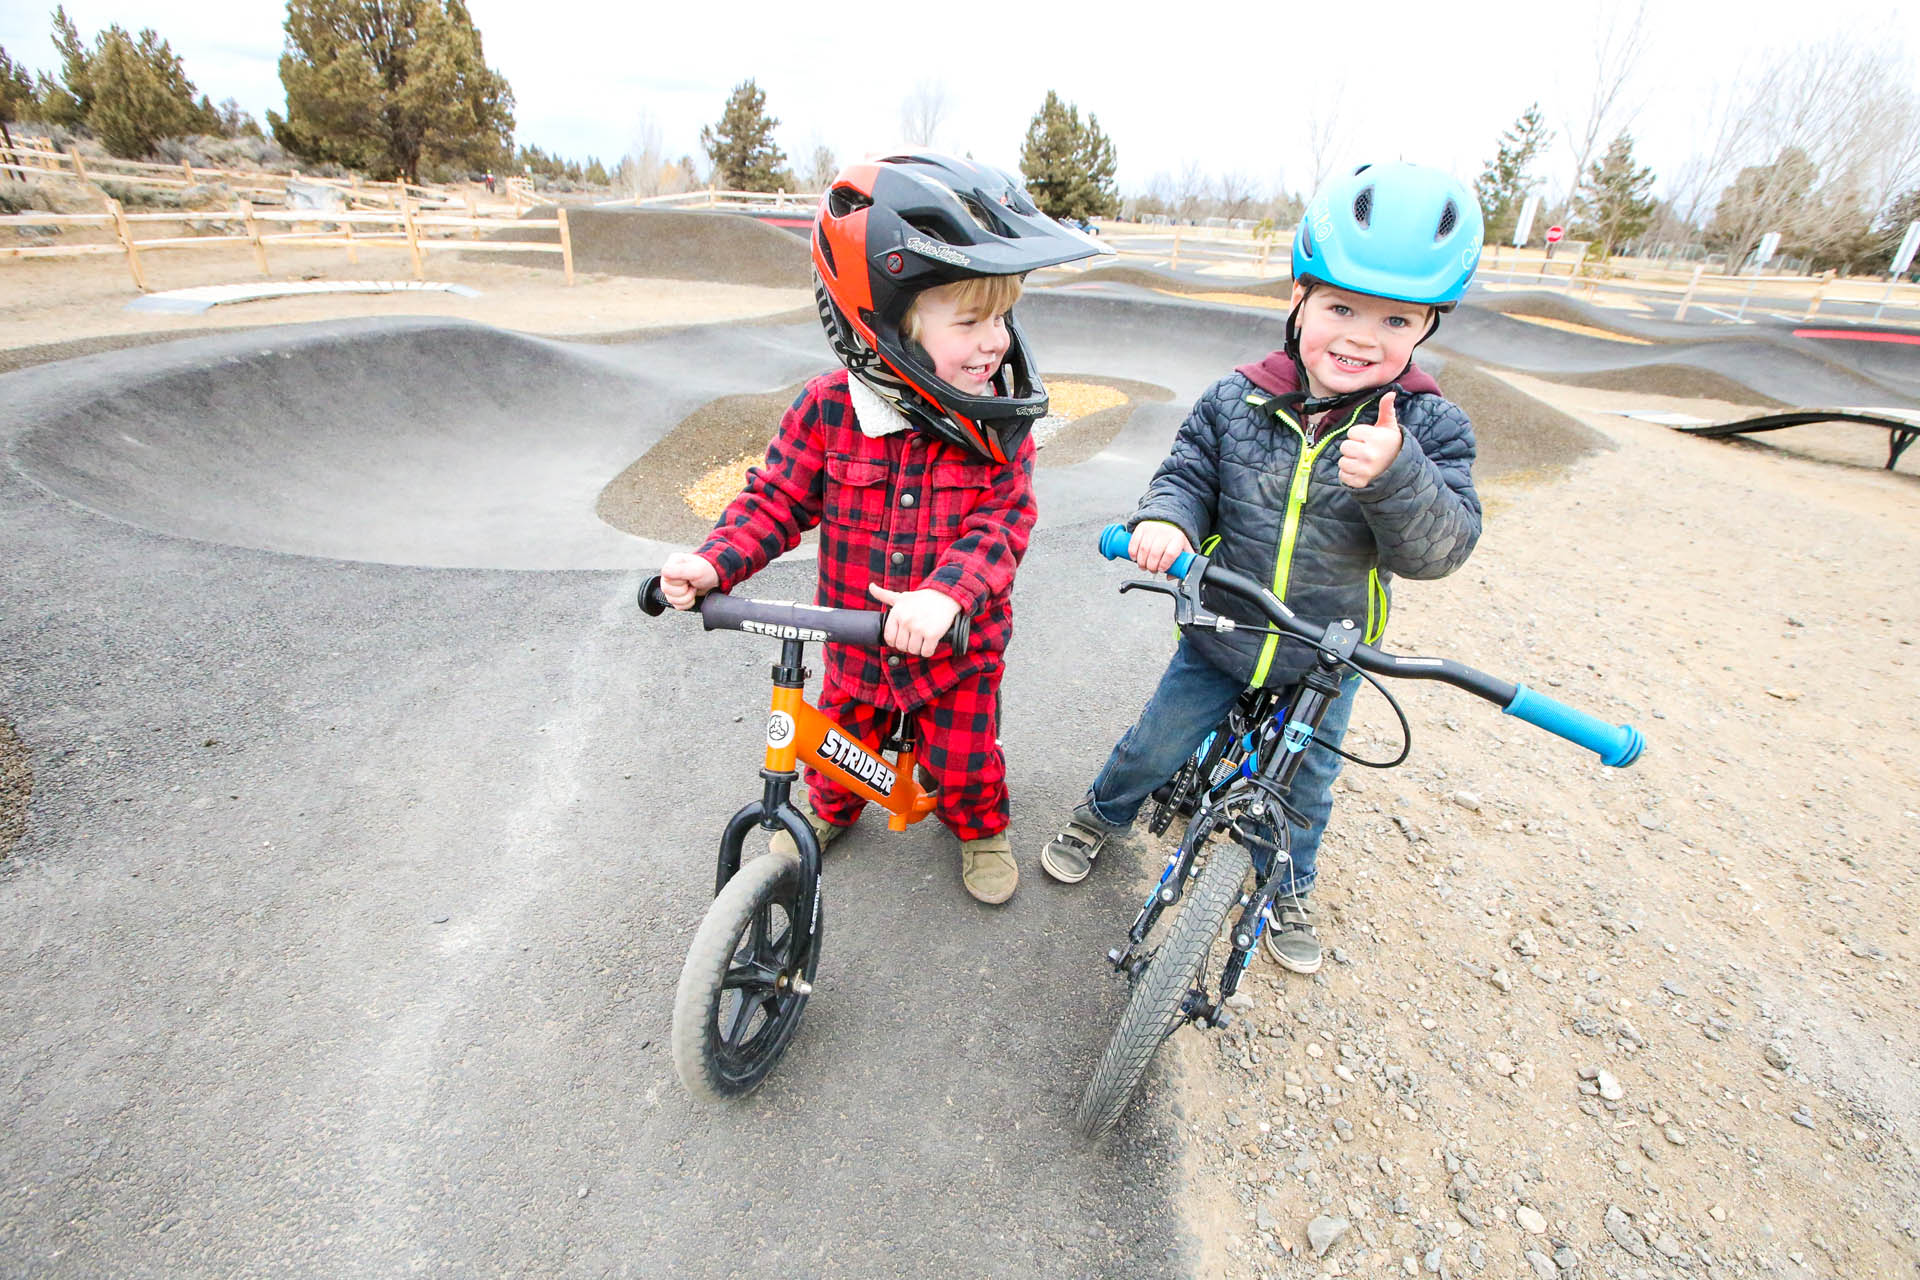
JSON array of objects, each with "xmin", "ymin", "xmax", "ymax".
[{"xmin": 658, "ymin": 154, "xmax": 1105, "ymax": 904}]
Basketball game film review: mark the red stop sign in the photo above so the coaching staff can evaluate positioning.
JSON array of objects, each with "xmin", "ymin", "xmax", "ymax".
[{"xmin": 1545, "ymin": 225, "xmax": 1565, "ymax": 244}]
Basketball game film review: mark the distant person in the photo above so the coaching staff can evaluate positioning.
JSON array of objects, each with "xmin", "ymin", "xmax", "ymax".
[
  {"xmin": 484, "ymin": 171, "xmax": 495, "ymax": 194},
  {"xmin": 1041, "ymin": 163, "xmax": 1486, "ymax": 975},
  {"xmin": 657, "ymin": 155, "xmax": 1104, "ymax": 904}
]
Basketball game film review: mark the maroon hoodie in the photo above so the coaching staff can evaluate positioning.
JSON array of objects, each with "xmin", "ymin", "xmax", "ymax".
[{"xmin": 1234, "ymin": 350, "xmax": 1441, "ymax": 400}]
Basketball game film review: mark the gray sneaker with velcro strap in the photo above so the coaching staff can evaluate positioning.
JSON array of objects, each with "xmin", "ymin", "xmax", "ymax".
[{"xmin": 1039, "ymin": 801, "xmax": 1125, "ymax": 884}]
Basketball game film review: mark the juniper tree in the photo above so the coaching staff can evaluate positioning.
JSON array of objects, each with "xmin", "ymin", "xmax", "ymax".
[
  {"xmin": 1475, "ymin": 103, "xmax": 1552, "ymax": 245},
  {"xmin": 270, "ymin": 0, "xmax": 514, "ymax": 183},
  {"xmin": 700, "ymin": 79, "xmax": 790, "ymax": 192},
  {"xmin": 1574, "ymin": 131, "xmax": 1656, "ymax": 259},
  {"xmin": 1019, "ymin": 90, "xmax": 1117, "ymax": 221}
]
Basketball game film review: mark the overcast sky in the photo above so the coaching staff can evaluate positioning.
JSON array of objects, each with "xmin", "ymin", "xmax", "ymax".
[{"xmin": 6, "ymin": 0, "xmax": 1917, "ymax": 204}]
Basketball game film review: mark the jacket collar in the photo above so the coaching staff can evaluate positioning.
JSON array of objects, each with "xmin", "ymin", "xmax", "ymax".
[{"xmin": 1234, "ymin": 351, "xmax": 1441, "ymax": 399}]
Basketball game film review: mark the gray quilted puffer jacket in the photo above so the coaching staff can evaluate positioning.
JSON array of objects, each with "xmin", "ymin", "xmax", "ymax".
[{"xmin": 1129, "ymin": 371, "xmax": 1480, "ymax": 689}]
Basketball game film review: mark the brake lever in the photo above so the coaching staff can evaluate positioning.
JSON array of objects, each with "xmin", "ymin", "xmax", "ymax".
[{"xmin": 1117, "ymin": 552, "xmax": 1235, "ymax": 633}]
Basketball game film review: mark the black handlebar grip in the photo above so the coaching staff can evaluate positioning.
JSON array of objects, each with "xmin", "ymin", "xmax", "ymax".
[
  {"xmin": 945, "ymin": 610, "xmax": 970, "ymax": 657},
  {"xmin": 637, "ymin": 575, "xmax": 670, "ymax": 616}
]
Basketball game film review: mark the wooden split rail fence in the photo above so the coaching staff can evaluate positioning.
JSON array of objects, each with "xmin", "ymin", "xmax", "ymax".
[
  {"xmin": 0, "ymin": 139, "xmax": 540, "ymax": 212},
  {"xmin": 0, "ymin": 201, "xmax": 575, "ymax": 291}
]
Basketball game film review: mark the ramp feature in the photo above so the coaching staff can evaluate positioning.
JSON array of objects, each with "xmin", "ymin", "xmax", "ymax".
[
  {"xmin": 1621, "ymin": 406, "xmax": 1920, "ymax": 470},
  {"xmin": 126, "ymin": 280, "xmax": 481, "ymax": 315}
]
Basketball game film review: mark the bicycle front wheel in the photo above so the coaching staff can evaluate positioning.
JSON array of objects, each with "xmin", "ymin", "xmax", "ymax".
[
  {"xmin": 671, "ymin": 850, "xmax": 820, "ymax": 1102},
  {"xmin": 1075, "ymin": 841, "xmax": 1252, "ymax": 1137}
]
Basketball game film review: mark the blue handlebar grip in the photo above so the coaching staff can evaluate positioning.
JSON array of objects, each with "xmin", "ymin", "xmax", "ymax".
[
  {"xmin": 1098, "ymin": 522, "xmax": 1195, "ymax": 578},
  {"xmin": 1503, "ymin": 685, "xmax": 1645, "ymax": 767}
]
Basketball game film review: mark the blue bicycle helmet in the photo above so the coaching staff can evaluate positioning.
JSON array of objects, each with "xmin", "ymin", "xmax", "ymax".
[{"xmin": 1292, "ymin": 162, "xmax": 1483, "ymax": 308}]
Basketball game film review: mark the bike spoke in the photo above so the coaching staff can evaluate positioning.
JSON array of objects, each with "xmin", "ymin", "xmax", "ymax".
[
  {"xmin": 721, "ymin": 961, "xmax": 783, "ymax": 992},
  {"xmin": 720, "ymin": 988, "xmax": 769, "ymax": 1050}
]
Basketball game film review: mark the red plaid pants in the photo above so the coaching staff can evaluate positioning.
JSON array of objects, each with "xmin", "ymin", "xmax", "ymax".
[{"xmin": 805, "ymin": 665, "xmax": 1007, "ymax": 841}]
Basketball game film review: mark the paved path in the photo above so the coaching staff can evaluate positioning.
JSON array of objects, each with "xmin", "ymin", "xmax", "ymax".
[{"xmin": 0, "ymin": 297, "xmax": 1275, "ymax": 1278}]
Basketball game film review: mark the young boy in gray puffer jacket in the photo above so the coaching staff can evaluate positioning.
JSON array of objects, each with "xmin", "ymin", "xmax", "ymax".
[{"xmin": 1041, "ymin": 162, "xmax": 1486, "ymax": 976}]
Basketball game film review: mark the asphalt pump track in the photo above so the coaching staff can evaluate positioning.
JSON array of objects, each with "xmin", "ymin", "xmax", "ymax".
[{"xmin": 0, "ymin": 283, "xmax": 1906, "ymax": 1276}]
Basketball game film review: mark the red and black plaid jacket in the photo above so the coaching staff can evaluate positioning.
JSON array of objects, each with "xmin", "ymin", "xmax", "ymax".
[{"xmin": 696, "ymin": 370, "xmax": 1037, "ymax": 710}]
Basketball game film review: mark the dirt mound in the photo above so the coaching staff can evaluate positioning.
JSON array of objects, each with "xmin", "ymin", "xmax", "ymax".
[
  {"xmin": 1536, "ymin": 363, "xmax": 1791, "ymax": 409},
  {"xmin": 1473, "ymin": 290, "xmax": 1666, "ymax": 341},
  {"xmin": 490, "ymin": 207, "xmax": 812, "ymax": 288},
  {"xmin": 1426, "ymin": 355, "xmax": 1615, "ymax": 483},
  {"xmin": 596, "ymin": 372, "xmax": 1171, "ymax": 543},
  {"xmin": 1058, "ymin": 265, "xmax": 1296, "ymax": 300}
]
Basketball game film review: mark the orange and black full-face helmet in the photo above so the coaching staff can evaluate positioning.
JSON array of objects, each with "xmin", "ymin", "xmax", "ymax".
[{"xmin": 812, "ymin": 152, "xmax": 1108, "ymax": 463}]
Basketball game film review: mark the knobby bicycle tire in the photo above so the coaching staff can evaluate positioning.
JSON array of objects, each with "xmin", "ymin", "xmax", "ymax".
[
  {"xmin": 1074, "ymin": 842, "xmax": 1252, "ymax": 1137},
  {"xmin": 671, "ymin": 849, "xmax": 820, "ymax": 1102}
]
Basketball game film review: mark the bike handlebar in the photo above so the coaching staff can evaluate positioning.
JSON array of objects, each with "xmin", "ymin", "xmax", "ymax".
[
  {"xmin": 1097, "ymin": 523, "xmax": 1642, "ymax": 767},
  {"xmin": 638, "ymin": 576, "xmax": 971, "ymax": 657}
]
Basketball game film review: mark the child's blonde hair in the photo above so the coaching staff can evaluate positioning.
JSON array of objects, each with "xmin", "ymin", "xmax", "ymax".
[{"xmin": 903, "ymin": 275, "xmax": 1024, "ymax": 343}]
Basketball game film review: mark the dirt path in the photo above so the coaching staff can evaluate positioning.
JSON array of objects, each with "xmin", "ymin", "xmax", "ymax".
[
  {"xmin": 1168, "ymin": 373, "xmax": 1920, "ymax": 1278},
  {"xmin": 0, "ymin": 241, "xmax": 809, "ymax": 359}
]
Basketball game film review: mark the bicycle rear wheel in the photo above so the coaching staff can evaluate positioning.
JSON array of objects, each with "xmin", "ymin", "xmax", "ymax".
[
  {"xmin": 671, "ymin": 850, "xmax": 820, "ymax": 1101},
  {"xmin": 1075, "ymin": 841, "xmax": 1252, "ymax": 1137}
]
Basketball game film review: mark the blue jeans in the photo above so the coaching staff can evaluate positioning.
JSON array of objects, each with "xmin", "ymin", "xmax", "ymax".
[{"xmin": 1086, "ymin": 636, "xmax": 1358, "ymax": 897}]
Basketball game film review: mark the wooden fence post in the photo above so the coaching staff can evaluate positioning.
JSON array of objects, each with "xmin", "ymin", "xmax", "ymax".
[
  {"xmin": 1803, "ymin": 270, "xmax": 1835, "ymax": 320},
  {"xmin": 180, "ymin": 158, "xmax": 195, "ymax": 185},
  {"xmin": 401, "ymin": 199, "xmax": 425, "ymax": 280},
  {"xmin": 1674, "ymin": 263, "xmax": 1704, "ymax": 321},
  {"xmin": 342, "ymin": 215, "xmax": 357, "ymax": 266},
  {"xmin": 67, "ymin": 146, "xmax": 90, "ymax": 186},
  {"xmin": 558, "ymin": 206, "xmax": 576, "ymax": 286},
  {"xmin": 238, "ymin": 199, "xmax": 269, "ymax": 274},
  {"xmin": 1257, "ymin": 237, "xmax": 1272, "ymax": 278},
  {"xmin": 1171, "ymin": 225, "xmax": 1182, "ymax": 269},
  {"xmin": 106, "ymin": 198, "xmax": 148, "ymax": 292}
]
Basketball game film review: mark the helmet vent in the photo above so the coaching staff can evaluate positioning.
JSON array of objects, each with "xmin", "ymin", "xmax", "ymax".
[
  {"xmin": 958, "ymin": 194, "xmax": 1010, "ymax": 237},
  {"xmin": 904, "ymin": 214, "xmax": 957, "ymax": 245},
  {"xmin": 826, "ymin": 185, "xmax": 873, "ymax": 219},
  {"xmin": 1436, "ymin": 200, "xmax": 1458, "ymax": 239},
  {"xmin": 1352, "ymin": 187, "xmax": 1373, "ymax": 227}
]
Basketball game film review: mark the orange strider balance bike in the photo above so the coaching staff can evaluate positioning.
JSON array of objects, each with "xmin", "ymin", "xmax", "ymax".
[{"xmin": 639, "ymin": 575, "xmax": 969, "ymax": 1101}]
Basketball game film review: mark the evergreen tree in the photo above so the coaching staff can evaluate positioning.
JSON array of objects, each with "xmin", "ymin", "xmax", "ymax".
[
  {"xmin": 1019, "ymin": 90, "xmax": 1118, "ymax": 220},
  {"xmin": 271, "ymin": 0, "xmax": 514, "ymax": 183},
  {"xmin": 86, "ymin": 25, "xmax": 201, "ymax": 156},
  {"xmin": 37, "ymin": 6, "xmax": 89, "ymax": 128},
  {"xmin": 0, "ymin": 47, "xmax": 35, "ymax": 124},
  {"xmin": 1474, "ymin": 103, "xmax": 1551, "ymax": 245},
  {"xmin": 699, "ymin": 80, "xmax": 789, "ymax": 191},
  {"xmin": 1573, "ymin": 130, "xmax": 1656, "ymax": 259}
]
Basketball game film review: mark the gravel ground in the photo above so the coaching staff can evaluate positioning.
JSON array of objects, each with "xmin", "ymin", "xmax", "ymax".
[{"xmin": 1154, "ymin": 371, "xmax": 1920, "ymax": 1279}]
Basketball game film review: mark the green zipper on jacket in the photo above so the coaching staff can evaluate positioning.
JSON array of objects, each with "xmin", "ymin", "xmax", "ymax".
[{"xmin": 1248, "ymin": 397, "xmax": 1369, "ymax": 687}]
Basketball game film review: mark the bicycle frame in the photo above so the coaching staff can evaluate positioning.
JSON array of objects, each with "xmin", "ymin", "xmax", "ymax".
[{"xmin": 711, "ymin": 633, "xmax": 943, "ymax": 893}]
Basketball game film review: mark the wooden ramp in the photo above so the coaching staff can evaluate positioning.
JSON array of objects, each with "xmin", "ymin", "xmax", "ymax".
[{"xmin": 1615, "ymin": 407, "xmax": 1920, "ymax": 471}]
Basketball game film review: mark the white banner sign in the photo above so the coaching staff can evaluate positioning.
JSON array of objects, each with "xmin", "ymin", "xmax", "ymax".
[
  {"xmin": 1892, "ymin": 221, "xmax": 1920, "ymax": 276},
  {"xmin": 1513, "ymin": 193, "xmax": 1540, "ymax": 249}
]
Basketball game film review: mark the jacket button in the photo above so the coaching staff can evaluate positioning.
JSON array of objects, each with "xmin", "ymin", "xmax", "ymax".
[
  {"xmin": 890, "ymin": 551, "xmax": 906, "ymax": 566},
  {"xmin": 900, "ymin": 492, "xmax": 916, "ymax": 507},
  {"xmin": 886, "ymin": 655, "xmax": 901, "ymax": 667}
]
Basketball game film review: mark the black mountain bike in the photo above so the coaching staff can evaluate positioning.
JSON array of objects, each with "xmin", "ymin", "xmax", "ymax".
[{"xmin": 1074, "ymin": 525, "xmax": 1645, "ymax": 1136}]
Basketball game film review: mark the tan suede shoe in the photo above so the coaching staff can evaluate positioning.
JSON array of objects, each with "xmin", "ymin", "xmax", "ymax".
[
  {"xmin": 768, "ymin": 802, "xmax": 848, "ymax": 857},
  {"xmin": 959, "ymin": 832, "xmax": 1018, "ymax": 905}
]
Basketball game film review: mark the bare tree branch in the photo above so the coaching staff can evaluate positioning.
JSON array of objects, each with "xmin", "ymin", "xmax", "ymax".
[
  {"xmin": 899, "ymin": 80, "xmax": 948, "ymax": 148},
  {"xmin": 1557, "ymin": 0, "xmax": 1648, "ymax": 226}
]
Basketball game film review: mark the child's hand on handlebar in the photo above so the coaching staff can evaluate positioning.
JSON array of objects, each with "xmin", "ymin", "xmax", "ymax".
[
  {"xmin": 867, "ymin": 584, "xmax": 961, "ymax": 657},
  {"xmin": 659, "ymin": 552, "xmax": 719, "ymax": 610},
  {"xmin": 1130, "ymin": 521, "xmax": 1193, "ymax": 574}
]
